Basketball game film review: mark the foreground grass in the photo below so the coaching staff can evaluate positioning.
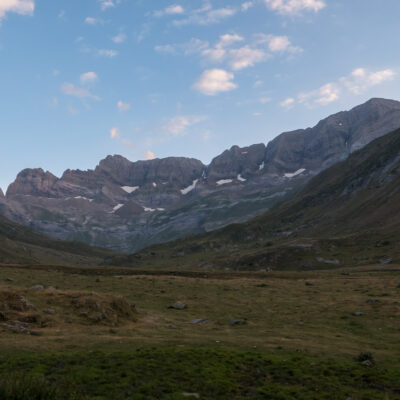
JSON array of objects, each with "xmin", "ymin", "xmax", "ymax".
[
  {"xmin": 0, "ymin": 264, "xmax": 399, "ymax": 398},
  {"xmin": 0, "ymin": 346, "xmax": 399, "ymax": 399}
]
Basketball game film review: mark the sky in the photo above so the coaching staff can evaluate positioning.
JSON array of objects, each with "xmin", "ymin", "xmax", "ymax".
[{"xmin": 1, "ymin": 0, "xmax": 400, "ymax": 191}]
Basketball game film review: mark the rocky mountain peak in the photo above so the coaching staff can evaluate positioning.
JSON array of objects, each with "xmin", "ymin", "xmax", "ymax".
[
  {"xmin": 6, "ymin": 168, "xmax": 58, "ymax": 197},
  {"xmin": 207, "ymin": 143, "xmax": 266, "ymax": 181}
]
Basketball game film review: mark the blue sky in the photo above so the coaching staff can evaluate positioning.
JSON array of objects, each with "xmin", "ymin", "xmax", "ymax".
[{"xmin": 1, "ymin": 0, "xmax": 400, "ymax": 191}]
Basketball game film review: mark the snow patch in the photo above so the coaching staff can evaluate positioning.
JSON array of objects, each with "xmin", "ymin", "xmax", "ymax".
[
  {"xmin": 259, "ymin": 162, "xmax": 265, "ymax": 171},
  {"xmin": 284, "ymin": 168, "xmax": 306, "ymax": 178},
  {"xmin": 113, "ymin": 204, "xmax": 124, "ymax": 212},
  {"xmin": 152, "ymin": 182, "xmax": 157, "ymax": 187},
  {"xmin": 216, "ymin": 179, "xmax": 233, "ymax": 186},
  {"xmin": 241, "ymin": 151, "xmax": 248, "ymax": 154},
  {"xmin": 144, "ymin": 207, "xmax": 165, "ymax": 212},
  {"xmin": 121, "ymin": 186, "xmax": 139, "ymax": 194},
  {"xmin": 237, "ymin": 174, "xmax": 246, "ymax": 182},
  {"xmin": 181, "ymin": 179, "xmax": 199, "ymax": 195},
  {"xmin": 74, "ymin": 196, "xmax": 93, "ymax": 202}
]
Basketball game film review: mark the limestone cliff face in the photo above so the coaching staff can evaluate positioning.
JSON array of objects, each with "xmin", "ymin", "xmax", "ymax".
[
  {"xmin": 207, "ymin": 144, "xmax": 266, "ymax": 182},
  {"xmin": 264, "ymin": 98, "xmax": 400, "ymax": 174},
  {"xmin": 6, "ymin": 169, "xmax": 58, "ymax": 197},
  {"xmin": 3, "ymin": 98, "xmax": 400, "ymax": 253}
]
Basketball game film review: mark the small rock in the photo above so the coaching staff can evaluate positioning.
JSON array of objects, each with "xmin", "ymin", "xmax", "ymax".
[
  {"xmin": 30, "ymin": 285, "xmax": 44, "ymax": 291},
  {"xmin": 397, "ymin": 283, "xmax": 400, "ymax": 289},
  {"xmin": 354, "ymin": 312, "xmax": 364, "ymax": 316},
  {"xmin": 43, "ymin": 309, "xmax": 55, "ymax": 315},
  {"xmin": 47, "ymin": 286, "xmax": 56, "ymax": 291},
  {"xmin": 183, "ymin": 393, "xmax": 200, "ymax": 399},
  {"xmin": 168, "ymin": 302, "xmax": 187, "ymax": 310},
  {"xmin": 231, "ymin": 319, "xmax": 247, "ymax": 326},
  {"xmin": 366, "ymin": 299, "xmax": 378, "ymax": 304},
  {"xmin": 305, "ymin": 282, "xmax": 314, "ymax": 286},
  {"xmin": 5, "ymin": 278, "xmax": 14, "ymax": 282},
  {"xmin": 298, "ymin": 321, "xmax": 304, "ymax": 326},
  {"xmin": 379, "ymin": 257, "xmax": 392, "ymax": 265},
  {"xmin": 361, "ymin": 360, "xmax": 373, "ymax": 367},
  {"xmin": 192, "ymin": 319, "xmax": 208, "ymax": 324}
]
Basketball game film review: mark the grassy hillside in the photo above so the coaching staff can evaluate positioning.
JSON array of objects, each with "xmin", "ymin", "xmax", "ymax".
[
  {"xmin": 110, "ymin": 128, "xmax": 400, "ymax": 270},
  {"xmin": 0, "ymin": 214, "xmax": 114, "ymax": 265}
]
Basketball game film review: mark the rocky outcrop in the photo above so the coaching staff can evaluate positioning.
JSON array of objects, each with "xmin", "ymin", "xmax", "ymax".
[
  {"xmin": 207, "ymin": 144, "xmax": 266, "ymax": 182},
  {"xmin": 263, "ymin": 98, "xmax": 400, "ymax": 174},
  {"xmin": 6, "ymin": 168, "xmax": 58, "ymax": 197}
]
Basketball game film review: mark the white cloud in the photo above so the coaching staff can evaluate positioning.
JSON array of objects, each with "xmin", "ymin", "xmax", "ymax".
[
  {"xmin": 155, "ymin": 44, "xmax": 176, "ymax": 54},
  {"xmin": 155, "ymin": 4, "xmax": 184, "ymax": 17},
  {"xmin": 0, "ymin": 0, "xmax": 34, "ymax": 20},
  {"xmin": 341, "ymin": 68, "xmax": 396, "ymax": 94},
  {"xmin": 194, "ymin": 69, "xmax": 237, "ymax": 96},
  {"xmin": 173, "ymin": 6, "xmax": 236, "ymax": 26},
  {"xmin": 112, "ymin": 33, "xmax": 126, "ymax": 44},
  {"xmin": 284, "ymin": 66, "xmax": 395, "ymax": 109},
  {"xmin": 229, "ymin": 46, "xmax": 267, "ymax": 70},
  {"xmin": 241, "ymin": 1, "xmax": 255, "ymax": 11},
  {"xmin": 165, "ymin": 115, "xmax": 206, "ymax": 135},
  {"xmin": 61, "ymin": 83, "xmax": 100, "ymax": 100},
  {"xmin": 216, "ymin": 33, "xmax": 244, "ymax": 49},
  {"xmin": 85, "ymin": 17, "xmax": 102, "ymax": 25},
  {"xmin": 110, "ymin": 127, "xmax": 119, "ymax": 139},
  {"xmin": 280, "ymin": 97, "xmax": 295, "ymax": 108},
  {"xmin": 202, "ymin": 34, "xmax": 267, "ymax": 70},
  {"xmin": 117, "ymin": 101, "xmax": 131, "ymax": 111},
  {"xmin": 256, "ymin": 34, "xmax": 303, "ymax": 54},
  {"xmin": 98, "ymin": 49, "xmax": 118, "ymax": 57},
  {"xmin": 265, "ymin": 0, "xmax": 326, "ymax": 15},
  {"xmin": 80, "ymin": 71, "xmax": 98, "ymax": 84},
  {"xmin": 143, "ymin": 150, "xmax": 156, "ymax": 160},
  {"xmin": 299, "ymin": 83, "xmax": 340, "ymax": 106},
  {"xmin": 121, "ymin": 138, "xmax": 134, "ymax": 148},
  {"xmin": 99, "ymin": 0, "xmax": 115, "ymax": 11}
]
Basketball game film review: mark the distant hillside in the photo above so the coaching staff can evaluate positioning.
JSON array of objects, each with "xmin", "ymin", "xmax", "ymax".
[
  {"xmin": 111, "ymin": 128, "xmax": 400, "ymax": 270},
  {"xmin": 0, "ymin": 213, "xmax": 113, "ymax": 265}
]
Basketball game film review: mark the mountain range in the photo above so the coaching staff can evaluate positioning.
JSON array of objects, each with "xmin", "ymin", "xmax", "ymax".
[
  {"xmin": 2, "ymin": 97, "xmax": 400, "ymax": 254},
  {"xmin": 111, "ymin": 126, "xmax": 400, "ymax": 270}
]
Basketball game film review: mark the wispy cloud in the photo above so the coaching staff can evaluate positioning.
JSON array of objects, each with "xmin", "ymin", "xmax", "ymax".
[
  {"xmin": 98, "ymin": 49, "xmax": 118, "ymax": 57},
  {"xmin": 165, "ymin": 115, "xmax": 206, "ymax": 135},
  {"xmin": 172, "ymin": 4, "xmax": 237, "ymax": 26},
  {"xmin": 110, "ymin": 126, "xmax": 134, "ymax": 148},
  {"xmin": 265, "ymin": 0, "xmax": 326, "ymax": 15},
  {"xmin": 0, "ymin": 0, "xmax": 35, "ymax": 20},
  {"xmin": 117, "ymin": 101, "xmax": 131, "ymax": 111},
  {"xmin": 112, "ymin": 33, "xmax": 126, "ymax": 44},
  {"xmin": 143, "ymin": 150, "xmax": 156, "ymax": 160},
  {"xmin": 99, "ymin": 0, "xmax": 117, "ymax": 11},
  {"xmin": 157, "ymin": 33, "xmax": 301, "ymax": 73},
  {"xmin": 341, "ymin": 68, "xmax": 396, "ymax": 94},
  {"xmin": 155, "ymin": 4, "xmax": 184, "ymax": 17},
  {"xmin": 241, "ymin": 1, "xmax": 255, "ymax": 11},
  {"xmin": 283, "ymin": 67, "xmax": 396, "ymax": 108},
  {"xmin": 85, "ymin": 16, "xmax": 103, "ymax": 25},
  {"xmin": 61, "ymin": 83, "xmax": 100, "ymax": 100},
  {"xmin": 280, "ymin": 97, "xmax": 295, "ymax": 108},
  {"xmin": 80, "ymin": 71, "xmax": 98, "ymax": 84},
  {"xmin": 193, "ymin": 69, "xmax": 237, "ymax": 96}
]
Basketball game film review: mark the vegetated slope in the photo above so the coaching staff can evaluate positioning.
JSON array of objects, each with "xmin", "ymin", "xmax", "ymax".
[
  {"xmin": 111, "ymin": 128, "xmax": 400, "ymax": 270},
  {"xmin": 0, "ymin": 213, "xmax": 113, "ymax": 265},
  {"xmin": 4, "ymin": 98, "xmax": 400, "ymax": 253}
]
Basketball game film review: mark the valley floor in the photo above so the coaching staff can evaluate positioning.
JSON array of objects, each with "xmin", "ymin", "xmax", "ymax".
[{"xmin": 0, "ymin": 264, "xmax": 399, "ymax": 399}]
